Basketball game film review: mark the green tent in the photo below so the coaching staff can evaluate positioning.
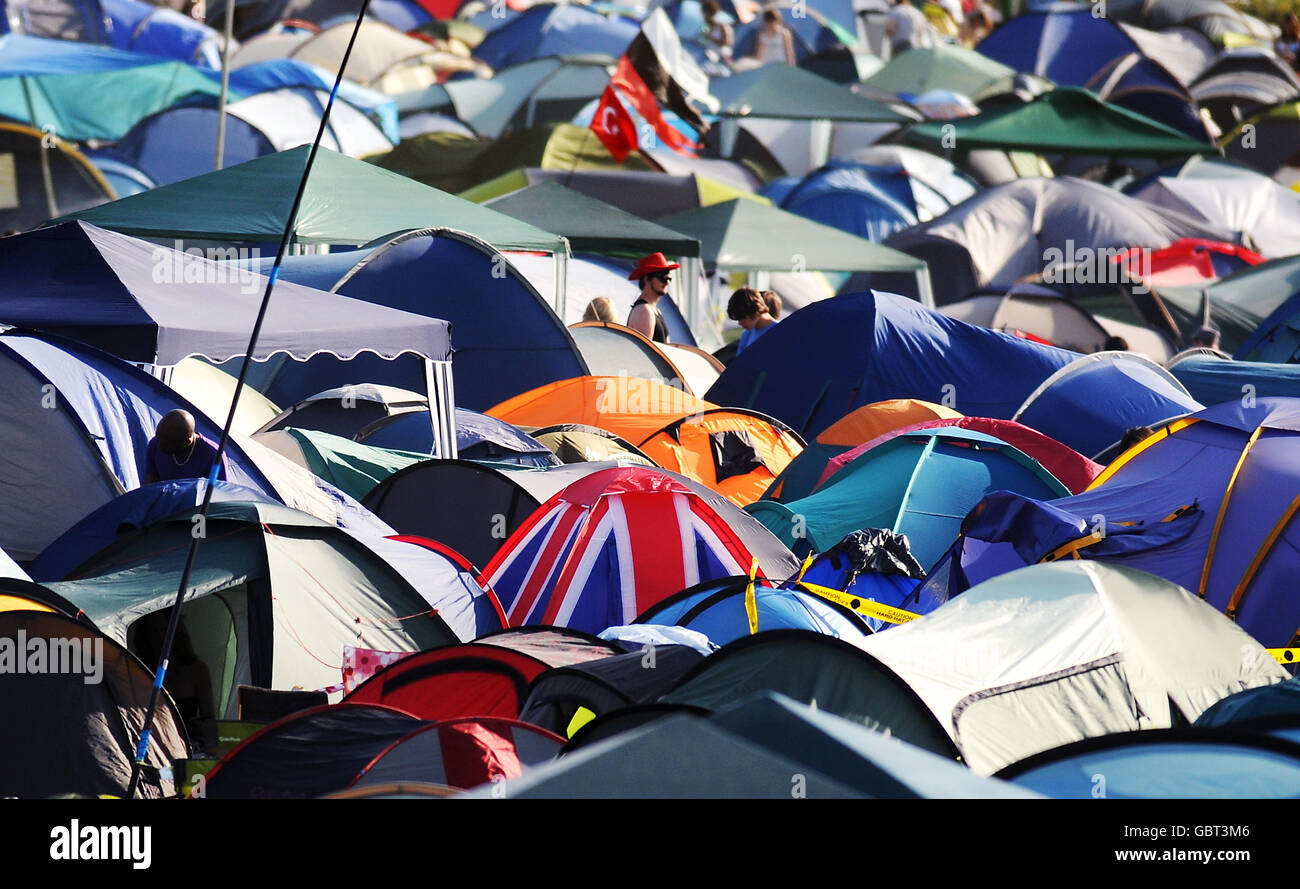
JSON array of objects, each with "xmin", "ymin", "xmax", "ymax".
[
  {"xmin": 253, "ymin": 428, "xmax": 429, "ymax": 501},
  {"xmin": 0, "ymin": 59, "xmax": 229, "ymax": 142},
  {"xmin": 657, "ymin": 198, "xmax": 929, "ymax": 293},
  {"xmin": 1156, "ymin": 255, "xmax": 1300, "ymax": 352},
  {"xmin": 49, "ymin": 501, "xmax": 459, "ymax": 719},
  {"xmin": 483, "ymin": 181, "xmax": 700, "ymax": 258},
  {"xmin": 909, "ymin": 87, "xmax": 1212, "ymax": 157},
  {"xmin": 862, "ymin": 44, "xmax": 1032, "ymax": 103},
  {"xmin": 460, "ymin": 166, "xmax": 769, "ymax": 211},
  {"xmin": 58, "ymin": 146, "xmax": 567, "ymax": 252},
  {"xmin": 370, "ymin": 124, "xmax": 656, "ymax": 196},
  {"xmin": 710, "ymin": 64, "xmax": 912, "ymax": 122}
]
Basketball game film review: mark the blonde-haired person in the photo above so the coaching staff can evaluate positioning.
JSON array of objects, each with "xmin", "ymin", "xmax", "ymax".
[{"xmin": 582, "ymin": 296, "xmax": 617, "ymax": 323}]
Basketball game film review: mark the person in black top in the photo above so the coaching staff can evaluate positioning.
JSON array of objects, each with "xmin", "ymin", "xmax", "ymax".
[{"xmin": 626, "ymin": 252, "xmax": 680, "ymax": 343}]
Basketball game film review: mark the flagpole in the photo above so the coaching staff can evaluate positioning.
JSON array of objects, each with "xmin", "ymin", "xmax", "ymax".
[{"xmin": 214, "ymin": 0, "xmax": 237, "ymax": 170}]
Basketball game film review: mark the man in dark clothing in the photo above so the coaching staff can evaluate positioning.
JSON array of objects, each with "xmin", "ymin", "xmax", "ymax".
[{"xmin": 142, "ymin": 409, "xmax": 228, "ymax": 485}]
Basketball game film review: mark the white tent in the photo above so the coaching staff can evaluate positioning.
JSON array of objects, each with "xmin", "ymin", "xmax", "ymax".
[{"xmin": 857, "ymin": 561, "xmax": 1286, "ymax": 774}]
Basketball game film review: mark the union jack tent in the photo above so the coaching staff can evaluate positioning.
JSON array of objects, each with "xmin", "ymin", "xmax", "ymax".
[{"xmin": 483, "ymin": 466, "xmax": 799, "ymax": 634}]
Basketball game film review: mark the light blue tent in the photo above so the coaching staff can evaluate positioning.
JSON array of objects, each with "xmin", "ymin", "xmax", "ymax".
[
  {"xmin": 1013, "ymin": 351, "xmax": 1203, "ymax": 459},
  {"xmin": 773, "ymin": 162, "xmax": 919, "ymax": 243},
  {"xmin": 746, "ymin": 426, "xmax": 1069, "ymax": 567}
]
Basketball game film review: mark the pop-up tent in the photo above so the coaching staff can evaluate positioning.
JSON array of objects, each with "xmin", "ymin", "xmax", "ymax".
[
  {"xmin": 883, "ymin": 177, "xmax": 1228, "ymax": 306},
  {"xmin": 483, "ymin": 466, "xmax": 799, "ymax": 633},
  {"xmin": 705, "ymin": 290, "xmax": 1077, "ymax": 440},
  {"xmin": 918, "ymin": 398, "xmax": 1300, "ymax": 648},
  {"xmin": 0, "ymin": 609, "xmax": 189, "ymax": 798},
  {"xmin": 472, "ymin": 4, "xmax": 638, "ymax": 70},
  {"xmin": 47, "ymin": 500, "xmax": 463, "ymax": 713},
  {"xmin": 864, "ymin": 43, "xmax": 1024, "ymax": 102},
  {"xmin": 860, "ymin": 561, "xmax": 1285, "ymax": 774}
]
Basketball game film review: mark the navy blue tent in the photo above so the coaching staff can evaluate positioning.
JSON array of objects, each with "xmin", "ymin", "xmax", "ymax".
[
  {"xmin": 704, "ymin": 290, "xmax": 1077, "ymax": 439},
  {"xmin": 1013, "ymin": 352, "xmax": 1203, "ymax": 459},
  {"xmin": 473, "ymin": 4, "xmax": 638, "ymax": 71},
  {"xmin": 232, "ymin": 228, "xmax": 588, "ymax": 411},
  {"xmin": 359, "ymin": 407, "xmax": 559, "ymax": 468},
  {"xmin": 1196, "ymin": 677, "xmax": 1300, "ymax": 728}
]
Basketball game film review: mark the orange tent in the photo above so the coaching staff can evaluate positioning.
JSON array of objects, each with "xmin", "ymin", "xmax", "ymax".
[
  {"xmin": 489, "ymin": 377, "xmax": 804, "ymax": 505},
  {"xmin": 816, "ymin": 399, "xmax": 962, "ymax": 448}
]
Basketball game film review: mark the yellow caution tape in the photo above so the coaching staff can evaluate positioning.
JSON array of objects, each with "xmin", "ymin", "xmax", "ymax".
[
  {"xmin": 798, "ymin": 582, "xmax": 920, "ymax": 625},
  {"xmin": 1268, "ymin": 648, "xmax": 1300, "ymax": 664},
  {"xmin": 745, "ymin": 558, "xmax": 759, "ymax": 635}
]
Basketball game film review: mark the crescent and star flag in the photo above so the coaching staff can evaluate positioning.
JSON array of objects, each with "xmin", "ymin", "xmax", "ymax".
[{"xmin": 591, "ymin": 85, "xmax": 639, "ymax": 162}]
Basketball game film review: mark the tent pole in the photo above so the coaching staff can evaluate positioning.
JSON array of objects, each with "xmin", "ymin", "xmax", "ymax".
[
  {"xmin": 214, "ymin": 0, "xmax": 237, "ymax": 170},
  {"xmin": 424, "ymin": 358, "xmax": 440, "ymax": 457},
  {"xmin": 916, "ymin": 267, "xmax": 935, "ymax": 309}
]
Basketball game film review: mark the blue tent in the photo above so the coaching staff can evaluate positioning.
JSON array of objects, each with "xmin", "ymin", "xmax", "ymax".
[
  {"xmin": 1196, "ymin": 676, "xmax": 1300, "ymax": 728},
  {"xmin": 746, "ymin": 427, "xmax": 1069, "ymax": 567},
  {"xmin": 473, "ymin": 4, "xmax": 638, "ymax": 70},
  {"xmin": 0, "ymin": 331, "xmax": 278, "ymax": 562},
  {"xmin": 733, "ymin": 6, "xmax": 848, "ymax": 62},
  {"xmin": 0, "ymin": 0, "xmax": 109, "ymax": 42},
  {"xmin": 85, "ymin": 153, "xmax": 155, "ymax": 197},
  {"xmin": 1235, "ymin": 289, "xmax": 1300, "ymax": 363},
  {"xmin": 232, "ymin": 229, "xmax": 588, "ymax": 410},
  {"xmin": 704, "ymin": 290, "xmax": 1077, "ymax": 439},
  {"xmin": 223, "ymin": 60, "xmax": 399, "ymax": 142},
  {"xmin": 774, "ymin": 162, "xmax": 919, "ymax": 243},
  {"xmin": 358, "ymin": 407, "xmax": 560, "ymax": 468},
  {"xmin": 1013, "ymin": 352, "xmax": 1203, "ymax": 459},
  {"xmin": 1170, "ymin": 356, "xmax": 1300, "ymax": 404},
  {"xmin": 997, "ymin": 730, "xmax": 1300, "ymax": 799},
  {"xmin": 976, "ymin": 4, "xmax": 1212, "ymax": 139},
  {"xmin": 635, "ymin": 576, "xmax": 872, "ymax": 646},
  {"xmin": 917, "ymin": 398, "xmax": 1300, "ymax": 647},
  {"xmin": 103, "ymin": 0, "xmax": 222, "ymax": 68}
]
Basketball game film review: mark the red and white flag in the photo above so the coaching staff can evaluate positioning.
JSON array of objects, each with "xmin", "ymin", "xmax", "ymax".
[{"xmin": 591, "ymin": 84, "xmax": 639, "ymax": 162}]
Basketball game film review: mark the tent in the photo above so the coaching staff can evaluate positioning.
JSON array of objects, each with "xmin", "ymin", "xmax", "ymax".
[
  {"xmin": 1221, "ymin": 102, "xmax": 1300, "ymax": 181},
  {"xmin": 484, "ymin": 181, "xmax": 700, "ymax": 259},
  {"xmin": 517, "ymin": 644, "xmax": 705, "ymax": 736},
  {"xmin": 257, "ymin": 384, "xmax": 427, "ymax": 440},
  {"xmin": 108, "ymin": 87, "xmax": 392, "ymax": 186},
  {"xmin": 636, "ymin": 575, "xmax": 872, "ymax": 646},
  {"xmin": 660, "ymin": 630, "xmax": 957, "ymax": 756},
  {"xmin": 859, "ymin": 560, "xmax": 1286, "ymax": 774},
  {"xmin": 0, "ymin": 609, "xmax": 189, "ymax": 798},
  {"xmin": 1155, "ymin": 254, "xmax": 1300, "ymax": 356},
  {"xmin": 940, "ymin": 285, "xmax": 1120, "ymax": 354},
  {"xmin": 764, "ymin": 398, "xmax": 962, "ymax": 503},
  {"xmin": 0, "ymin": 0, "xmax": 110, "ymax": 43},
  {"xmin": 472, "ymin": 4, "xmax": 638, "ymax": 71},
  {"xmin": 0, "ymin": 34, "xmax": 228, "ymax": 141},
  {"xmin": 908, "ymin": 87, "xmax": 1212, "ymax": 158},
  {"xmin": 1104, "ymin": 0, "xmax": 1273, "ymax": 48},
  {"xmin": 202, "ymin": 703, "xmax": 425, "ymax": 799},
  {"xmin": 397, "ymin": 55, "xmax": 612, "ymax": 139},
  {"xmin": 343, "ymin": 642, "xmax": 556, "ymax": 720},
  {"xmin": 1191, "ymin": 47, "xmax": 1300, "ymax": 133},
  {"xmin": 747, "ymin": 426, "xmax": 1069, "ymax": 565},
  {"xmin": 460, "ymin": 166, "xmax": 768, "ymax": 215},
  {"xmin": 996, "ymin": 729, "xmax": 1300, "ymax": 799},
  {"xmin": 974, "ymin": 6, "xmax": 1215, "ymax": 138},
  {"xmin": 1196, "ymin": 676, "xmax": 1300, "ymax": 728},
  {"xmin": 482, "ymin": 465, "xmax": 800, "ymax": 632},
  {"xmin": 47, "ymin": 500, "xmax": 463, "ymax": 712},
  {"xmin": 530, "ymin": 425, "xmax": 655, "ymax": 466},
  {"xmin": 351, "ymin": 717, "xmax": 565, "ymax": 789},
  {"xmin": 1127, "ymin": 164, "xmax": 1300, "ymax": 258},
  {"xmin": 920, "ymin": 398, "xmax": 1300, "ymax": 648},
  {"xmin": 360, "ymin": 409, "xmax": 558, "ymax": 467},
  {"xmin": 710, "ymin": 63, "xmax": 909, "ymax": 124},
  {"xmin": 705, "ymin": 290, "xmax": 1077, "ymax": 440},
  {"xmin": 102, "ymin": 0, "xmax": 223, "ymax": 67},
  {"xmin": 768, "ymin": 161, "xmax": 919, "ymax": 243},
  {"xmin": 168, "ymin": 358, "xmax": 282, "ymax": 436},
  {"xmin": 1013, "ymin": 351, "xmax": 1203, "ymax": 458},
  {"xmin": 883, "ymin": 177, "xmax": 1229, "ymax": 306},
  {"xmin": 864, "ymin": 43, "xmax": 1024, "ymax": 103},
  {"xmin": 1168, "ymin": 356, "xmax": 1300, "ymax": 404},
  {"xmin": 0, "ymin": 123, "xmax": 114, "ymax": 232},
  {"xmin": 657, "ymin": 199, "xmax": 933, "ymax": 305},
  {"xmin": 229, "ymin": 229, "xmax": 584, "ymax": 411},
  {"xmin": 252, "ymin": 428, "xmax": 428, "ymax": 501},
  {"xmin": 60, "ymin": 146, "xmax": 566, "ymax": 253},
  {"xmin": 0, "ymin": 330, "xmax": 298, "ymax": 561},
  {"xmin": 567, "ymin": 322, "xmax": 695, "ymax": 393}
]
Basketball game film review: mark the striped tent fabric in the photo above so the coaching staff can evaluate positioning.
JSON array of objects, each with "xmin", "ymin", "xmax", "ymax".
[{"xmin": 483, "ymin": 467, "xmax": 781, "ymax": 634}]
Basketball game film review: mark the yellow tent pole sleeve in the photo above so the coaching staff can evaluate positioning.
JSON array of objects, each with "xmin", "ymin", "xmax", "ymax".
[
  {"xmin": 1198, "ymin": 426, "xmax": 1262, "ymax": 599},
  {"xmin": 1227, "ymin": 490, "xmax": 1300, "ymax": 620},
  {"xmin": 798, "ymin": 581, "xmax": 920, "ymax": 625},
  {"xmin": 1085, "ymin": 417, "xmax": 1199, "ymax": 491}
]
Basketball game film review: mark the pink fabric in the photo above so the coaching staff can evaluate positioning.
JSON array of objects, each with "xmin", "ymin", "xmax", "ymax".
[
  {"xmin": 341, "ymin": 646, "xmax": 416, "ymax": 695},
  {"xmin": 818, "ymin": 418, "xmax": 1102, "ymax": 495}
]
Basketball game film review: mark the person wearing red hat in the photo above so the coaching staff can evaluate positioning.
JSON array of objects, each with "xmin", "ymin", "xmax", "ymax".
[{"xmin": 626, "ymin": 252, "xmax": 680, "ymax": 343}]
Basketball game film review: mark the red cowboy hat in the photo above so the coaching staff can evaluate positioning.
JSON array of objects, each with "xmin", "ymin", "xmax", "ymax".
[{"xmin": 628, "ymin": 252, "xmax": 681, "ymax": 280}]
